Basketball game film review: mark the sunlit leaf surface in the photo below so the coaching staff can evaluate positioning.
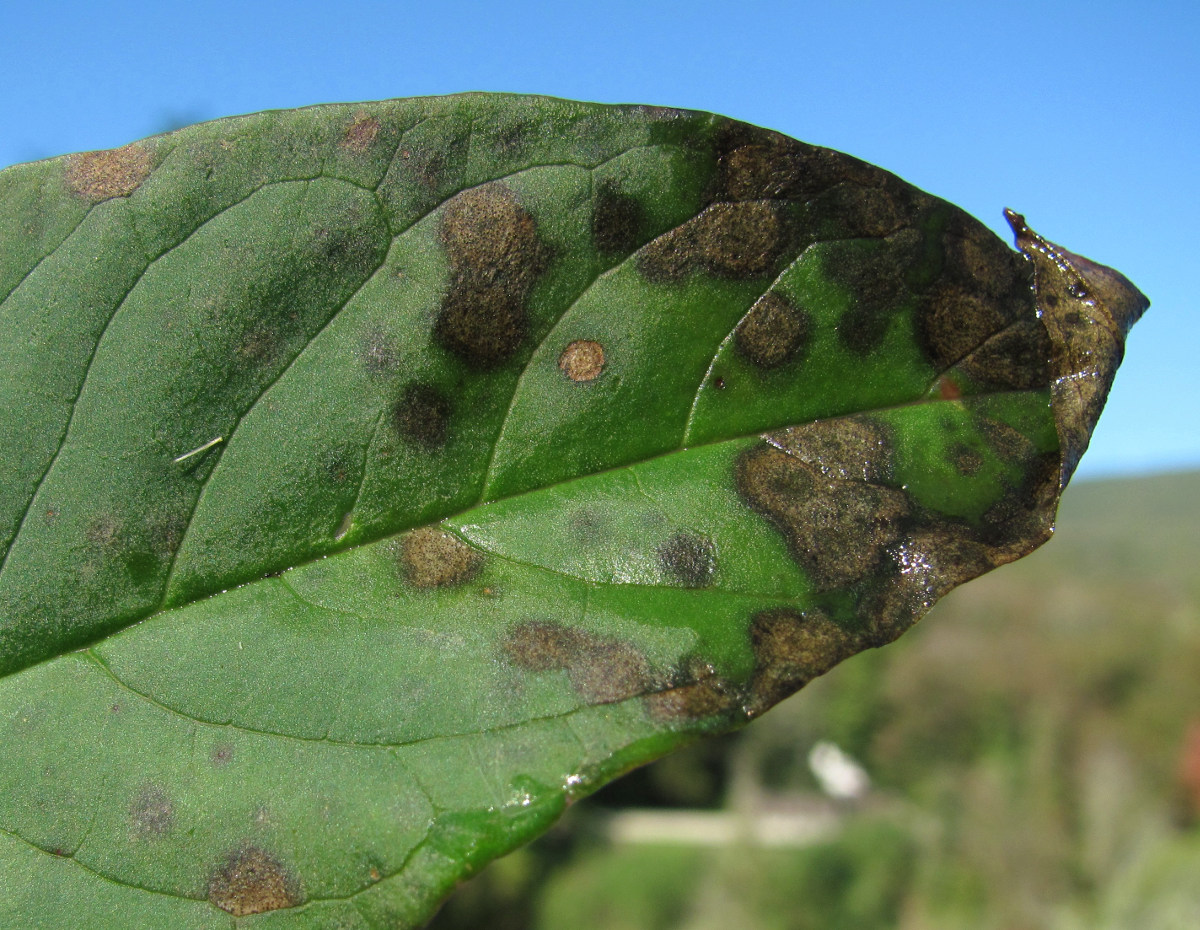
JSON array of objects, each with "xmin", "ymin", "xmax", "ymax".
[{"xmin": 0, "ymin": 94, "xmax": 1146, "ymax": 927}]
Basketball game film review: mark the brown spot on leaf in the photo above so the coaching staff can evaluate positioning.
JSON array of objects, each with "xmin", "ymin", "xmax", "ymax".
[
  {"xmin": 236, "ymin": 326, "xmax": 278, "ymax": 365},
  {"xmin": 735, "ymin": 291, "xmax": 812, "ymax": 369},
  {"xmin": 129, "ymin": 784, "xmax": 173, "ymax": 839},
  {"xmin": 400, "ymin": 526, "xmax": 482, "ymax": 589},
  {"xmin": 868, "ymin": 527, "xmax": 999, "ymax": 646},
  {"xmin": 978, "ymin": 451, "xmax": 1060, "ymax": 557},
  {"xmin": 435, "ymin": 282, "xmax": 528, "ymax": 367},
  {"xmin": 973, "ymin": 414, "xmax": 1037, "ymax": 465},
  {"xmin": 764, "ymin": 416, "xmax": 895, "ymax": 484},
  {"xmin": 943, "ymin": 219, "xmax": 1025, "ymax": 299},
  {"xmin": 712, "ymin": 126, "xmax": 870, "ymax": 203},
  {"xmin": 811, "ymin": 182, "xmax": 911, "ymax": 240},
  {"xmin": 434, "ymin": 184, "xmax": 548, "ymax": 368},
  {"xmin": 719, "ymin": 140, "xmax": 810, "ymax": 201},
  {"xmin": 65, "ymin": 144, "xmax": 153, "ymax": 201},
  {"xmin": 312, "ymin": 221, "xmax": 380, "ymax": 277},
  {"xmin": 655, "ymin": 532, "xmax": 717, "ymax": 588},
  {"xmin": 208, "ymin": 846, "xmax": 301, "ymax": 917},
  {"xmin": 393, "ymin": 382, "xmax": 451, "ymax": 449},
  {"xmin": 646, "ymin": 659, "xmax": 739, "ymax": 722},
  {"xmin": 696, "ymin": 202, "xmax": 785, "ymax": 278},
  {"xmin": 342, "ymin": 112, "xmax": 381, "ymax": 153},
  {"xmin": 823, "ymin": 242, "xmax": 908, "ymax": 356},
  {"xmin": 593, "ymin": 182, "xmax": 643, "ymax": 255},
  {"xmin": 747, "ymin": 608, "xmax": 857, "ymax": 714},
  {"xmin": 85, "ymin": 515, "xmax": 122, "ymax": 549},
  {"xmin": 639, "ymin": 201, "xmax": 786, "ymax": 282},
  {"xmin": 736, "ymin": 444, "xmax": 908, "ymax": 591},
  {"xmin": 957, "ymin": 319, "xmax": 1052, "ymax": 392},
  {"xmin": 568, "ymin": 507, "xmax": 608, "ymax": 546},
  {"xmin": 211, "ymin": 744, "xmax": 234, "ymax": 767},
  {"xmin": 503, "ymin": 620, "xmax": 654, "ymax": 704},
  {"xmin": 440, "ymin": 184, "xmax": 542, "ymax": 279},
  {"xmin": 646, "ymin": 679, "xmax": 735, "ymax": 721},
  {"xmin": 952, "ymin": 444, "xmax": 984, "ymax": 477},
  {"xmin": 916, "ymin": 281, "xmax": 1026, "ymax": 371},
  {"xmin": 559, "ymin": 340, "xmax": 605, "ymax": 382}
]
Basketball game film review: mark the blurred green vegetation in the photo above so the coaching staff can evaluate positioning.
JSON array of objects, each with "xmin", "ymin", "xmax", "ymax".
[{"xmin": 428, "ymin": 471, "xmax": 1200, "ymax": 930}]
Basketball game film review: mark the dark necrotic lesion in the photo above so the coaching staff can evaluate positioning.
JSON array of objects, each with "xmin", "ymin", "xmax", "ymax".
[
  {"xmin": 735, "ymin": 441, "xmax": 909, "ymax": 592},
  {"xmin": 735, "ymin": 291, "xmax": 812, "ymax": 369},
  {"xmin": 592, "ymin": 182, "xmax": 644, "ymax": 255},
  {"xmin": 655, "ymin": 532, "xmax": 717, "ymax": 588},
  {"xmin": 392, "ymin": 382, "xmax": 452, "ymax": 449},
  {"xmin": 433, "ymin": 184, "xmax": 548, "ymax": 369}
]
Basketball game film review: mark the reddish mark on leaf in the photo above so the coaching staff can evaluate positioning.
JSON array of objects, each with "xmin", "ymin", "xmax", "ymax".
[{"xmin": 935, "ymin": 375, "xmax": 962, "ymax": 401}]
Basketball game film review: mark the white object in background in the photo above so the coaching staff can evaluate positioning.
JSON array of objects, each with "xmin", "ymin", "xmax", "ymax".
[{"xmin": 808, "ymin": 740, "xmax": 870, "ymax": 800}]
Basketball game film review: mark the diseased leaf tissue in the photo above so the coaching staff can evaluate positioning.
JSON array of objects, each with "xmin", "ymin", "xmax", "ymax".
[{"xmin": 0, "ymin": 94, "xmax": 1146, "ymax": 927}]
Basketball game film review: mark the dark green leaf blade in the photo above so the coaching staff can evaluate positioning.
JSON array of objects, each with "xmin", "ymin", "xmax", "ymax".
[{"xmin": 0, "ymin": 94, "xmax": 1146, "ymax": 928}]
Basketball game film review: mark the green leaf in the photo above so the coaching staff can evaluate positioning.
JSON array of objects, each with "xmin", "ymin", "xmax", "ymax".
[{"xmin": 0, "ymin": 94, "xmax": 1146, "ymax": 927}]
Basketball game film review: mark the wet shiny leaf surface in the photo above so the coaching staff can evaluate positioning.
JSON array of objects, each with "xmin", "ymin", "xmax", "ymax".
[{"xmin": 0, "ymin": 94, "xmax": 1146, "ymax": 927}]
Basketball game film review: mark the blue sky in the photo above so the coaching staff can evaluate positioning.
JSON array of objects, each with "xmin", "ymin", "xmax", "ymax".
[{"xmin": 3, "ymin": 0, "xmax": 1196, "ymax": 480}]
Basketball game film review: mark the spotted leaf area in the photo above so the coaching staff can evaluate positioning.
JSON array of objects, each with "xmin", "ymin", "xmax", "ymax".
[{"xmin": 0, "ymin": 94, "xmax": 1146, "ymax": 928}]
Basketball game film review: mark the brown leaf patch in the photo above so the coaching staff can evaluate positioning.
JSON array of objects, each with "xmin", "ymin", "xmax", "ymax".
[
  {"xmin": 207, "ymin": 846, "xmax": 301, "ymax": 917},
  {"xmin": 503, "ymin": 620, "xmax": 655, "ymax": 704},
  {"xmin": 400, "ymin": 526, "xmax": 483, "ymax": 589},
  {"xmin": 735, "ymin": 292, "xmax": 812, "ymax": 369},
  {"xmin": 434, "ymin": 184, "xmax": 548, "ymax": 368},
  {"xmin": 65, "ymin": 144, "xmax": 153, "ymax": 201}
]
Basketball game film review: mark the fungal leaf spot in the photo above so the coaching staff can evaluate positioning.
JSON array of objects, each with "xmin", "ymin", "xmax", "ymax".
[
  {"xmin": 129, "ymin": 784, "xmax": 174, "ymax": 839},
  {"xmin": 435, "ymin": 183, "xmax": 548, "ymax": 368},
  {"xmin": 639, "ymin": 201, "xmax": 786, "ymax": 282},
  {"xmin": 393, "ymin": 382, "xmax": 452, "ymax": 449},
  {"xmin": 503, "ymin": 620, "xmax": 656, "ymax": 704},
  {"xmin": 747, "ymin": 608, "xmax": 856, "ymax": 715},
  {"xmin": 735, "ymin": 292, "xmax": 812, "ymax": 369},
  {"xmin": 736, "ymin": 436, "xmax": 908, "ymax": 591},
  {"xmin": 655, "ymin": 532, "xmax": 717, "ymax": 588},
  {"xmin": 64, "ymin": 144, "xmax": 153, "ymax": 201},
  {"xmin": 400, "ymin": 526, "xmax": 483, "ymax": 589},
  {"xmin": 559, "ymin": 340, "xmax": 605, "ymax": 383},
  {"xmin": 207, "ymin": 846, "xmax": 302, "ymax": 917},
  {"xmin": 593, "ymin": 182, "xmax": 643, "ymax": 255},
  {"xmin": 645, "ymin": 659, "xmax": 738, "ymax": 722},
  {"xmin": 342, "ymin": 112, "xmax": 381, "ymax": 153}
]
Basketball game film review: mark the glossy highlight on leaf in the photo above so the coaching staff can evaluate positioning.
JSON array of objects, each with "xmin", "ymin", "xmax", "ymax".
[{"xmin": 0, "ymin": 93, "xmax": 1146, "ymax": 927}]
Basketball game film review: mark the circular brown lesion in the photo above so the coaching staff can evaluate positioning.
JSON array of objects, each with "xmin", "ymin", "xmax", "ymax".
[
  {"xmin": 440, "ymin": 184, "xmax": 543, "ymax": 282},
  {"xmin": 434, "ymin": 183, "xmax": 549, "ymax": 369},
  {"xmin": 592, "ymin": 182, "xmax": 643, "ymax": 255},
  {"xmin": 392, "ymin": 382, "xmax": 452, "ymax": 450},
  {"xmin": 559, "ymin": 340, "xmax": 606, "ymax": 382},
  {"xmin": 399, "ymin": 526, "xmax": 483, "ymax": 589},
  {"xmin": 655, "ymin": 532, "xmax": 717, "ymax": 588},
  {"xmin": 735, "ymin": 292, "xmax": 811, "ymax": 369},
  {"xmin": 694, "ymin": 201, "xmax": 784, "ymax": 278},
  {"xmin": 207, "ymin": 846, "xmax": 302, "ymax": 917},
  {"xmin": 502, "ymin": 620, "xmax": 655, "ymax": 704},
  {"xmin": 638, "ymin": 201, "xmax": 787, "ymax": 283}
]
